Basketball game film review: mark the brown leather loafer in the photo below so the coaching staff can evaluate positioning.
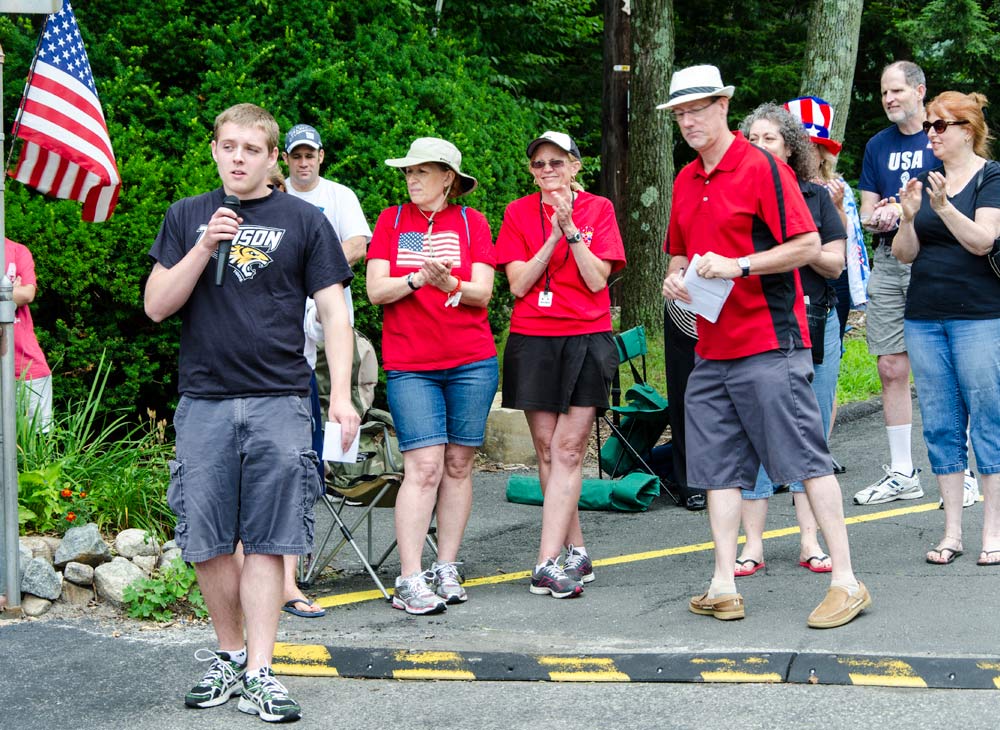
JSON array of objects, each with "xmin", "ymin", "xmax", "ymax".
[
  {"xmin": 689, "ymin": 591, "xmax": 745, "ymax": 620},
  {"xmin": 807, "ymin": 582, "xmax": 871, "ymax": 629}
]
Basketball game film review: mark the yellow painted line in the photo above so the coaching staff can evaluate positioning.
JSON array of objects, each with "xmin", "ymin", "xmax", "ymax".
[
  {"xmin": 840, "ymin": 657, "xmax": 928, "ymax": 688},
  {"xmin": 393, "ymin": 668, "xmax": 477, "ymax": 680},
  {"xmin": 691, "ymin": 656, "xmax": 782, "ymax": 683},
  {"xmin": 538, "ymin": 656, "xmax": 630, "ymax": 682},
  {"xmin": 391, "ymin": 649, "xmax": 476, "ymax": 680},
  {"xmin": 976, "ymin": 661, "xmax": 1000, "ymax": 689},
  {"xmin": 272, "ymin": 642, "xmax": 339, "ymax": 677},
  {"xmin": 312, "ymin": 499, "xmax": 944, "ymax": 609},
  {"xmin": 701, "ymin": 671, "xmax": 783, "ymax": 683}
]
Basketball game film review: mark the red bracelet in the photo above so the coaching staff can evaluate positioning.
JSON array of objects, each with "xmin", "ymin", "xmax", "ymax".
[{"xmin": 448, "ymin": 276, "xmax": 462, "ymax": 297}]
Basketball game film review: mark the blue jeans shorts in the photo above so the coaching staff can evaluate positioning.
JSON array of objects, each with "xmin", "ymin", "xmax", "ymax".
[
  {"xmin": 905, "ymin": 318, "xmax": 1000, "ymax": 475},
  {"xmin": 168, "ymin": 395, "xmax": 321, "ymax": 562},
  {"xmin": 387, "ymin": 356, "xmax": 499, "ymax": 452}
]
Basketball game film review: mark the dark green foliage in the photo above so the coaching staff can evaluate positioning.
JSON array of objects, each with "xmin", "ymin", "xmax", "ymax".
[{"xmin": 1, "ymin": 1, "xmax": 591, "ymax": 422}]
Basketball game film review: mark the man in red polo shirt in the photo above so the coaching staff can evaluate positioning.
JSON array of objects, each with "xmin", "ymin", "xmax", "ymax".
[{"xmin": 660, "ymin": 65, "xmax": 871, "ymax": 629}]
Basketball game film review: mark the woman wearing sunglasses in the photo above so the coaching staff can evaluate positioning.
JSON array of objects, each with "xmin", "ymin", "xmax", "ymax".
[
  {"xmin": 495, "ymin": 131, "xmax": 626, "ymax": 598},
  {"xmin": 892, "ymin": 92, "xmax": 1000, "ymax": 567},
  {"xmin": 366, "ymin": 137, "xmax": 499, "ymax": 613}
]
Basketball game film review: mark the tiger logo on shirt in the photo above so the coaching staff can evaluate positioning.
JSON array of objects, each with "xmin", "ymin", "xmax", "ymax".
[{"xmin": 198, "ymin": 224, "xmax": 283, "ymax": 282}]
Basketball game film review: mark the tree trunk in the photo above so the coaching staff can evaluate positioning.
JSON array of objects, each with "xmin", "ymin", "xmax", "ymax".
[
  {"xmin": 600, "ymin": 0, "xmax": 631, "ymax": 239},
  {"xmin": 800, "ymin": 0, "xmax": 864, "ymax": 142},
  {"xmin": 621, "ymin": 0, "xmax": 672, "ymax": 333}
]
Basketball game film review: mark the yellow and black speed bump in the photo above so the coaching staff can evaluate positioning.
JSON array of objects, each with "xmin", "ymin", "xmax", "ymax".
[{"xmin": 273, "ymin": 644, "xmax": 1000, "ymax": 689}]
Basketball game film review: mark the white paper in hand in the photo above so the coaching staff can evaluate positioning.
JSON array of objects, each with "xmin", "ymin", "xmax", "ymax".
[
  {"xmin": 674, "ymin": 254, "xmax": 735, "ymax": 323},
  {"xmin": 323, "ymin": 421, "xmax": 361, "ymax": 463}
]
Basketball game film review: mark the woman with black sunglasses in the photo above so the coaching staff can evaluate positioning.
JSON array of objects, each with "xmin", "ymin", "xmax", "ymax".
[
  {"xmin": 892, "ymin": 91, "xmax": 1000, "ymax": 567},
  {"xmin": 495, "ymin": 131, "xmax": 626, "ymax": 598}
]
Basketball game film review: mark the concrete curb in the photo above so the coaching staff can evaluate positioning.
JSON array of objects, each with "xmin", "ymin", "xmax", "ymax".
[{"xmin": 273, "ymin": 644, "xmax": 1000, "ymax": 689}]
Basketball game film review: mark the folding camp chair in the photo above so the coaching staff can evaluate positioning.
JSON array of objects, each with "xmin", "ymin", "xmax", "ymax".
[
  {"xmin": 298, "ymin": 409, "xmax": 437, "ymax": 600},
  {"xmin": 596, "ymin": 326, "xmax": 679, "ymax": 504}
]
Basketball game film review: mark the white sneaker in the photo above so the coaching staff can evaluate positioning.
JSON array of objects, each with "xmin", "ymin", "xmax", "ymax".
[
  {"xmin": 938, "ymin": 470, "xmax": 980, "ymax": 509},
  {"xmin": 853, "ymin": 465, "xmax": 923, "ymax": 505}
]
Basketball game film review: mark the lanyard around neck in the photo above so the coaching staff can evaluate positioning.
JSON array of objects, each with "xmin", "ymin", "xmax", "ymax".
[{"xmin": 537, "ymin": 192, "xmax": 574, "ymax": 292}]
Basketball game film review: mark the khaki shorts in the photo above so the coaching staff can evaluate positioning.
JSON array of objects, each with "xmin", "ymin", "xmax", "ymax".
[{"xmin": 865, "ymin": 244, "xmax": 911, "ymax": 356}]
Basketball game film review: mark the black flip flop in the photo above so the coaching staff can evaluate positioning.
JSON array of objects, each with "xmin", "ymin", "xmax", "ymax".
[
  {"xmin": 977, "ymin": 550, "xmax": 1000, "ymax": 567},
  {"xmin": 926, "ymin": 546, "xmax": 963, "ymax": 565}
]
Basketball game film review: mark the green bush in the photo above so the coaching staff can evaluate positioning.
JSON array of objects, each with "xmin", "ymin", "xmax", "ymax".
[
  {"xmin": 0, "ymin": 2, "xmax": 602, "ymax": 424},
  {"xmin": 16, "ymin": 354, "xmax": 175, "ymax": 539},
  {"xmin": 123, "ymin": 556, "xmax": 207, "ymax": 622}
]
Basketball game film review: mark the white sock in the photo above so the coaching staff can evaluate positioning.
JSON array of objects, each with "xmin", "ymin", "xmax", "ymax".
[
  {"xmin": 568, "ymin": 544, "xmax": 588, "ymax": 558},
  {"xmin": 886, "ymin": 424, "xmax": 914, "ymax": 475},
  {"xmin": 830, "ymin": 578, "xmax": 860, "ymax": 595},
  {"xmin": 224, "ymin": 647, "xmax": 247, "ymax": 665},
  {"xmin": 708, "ymin": 578, "xmax": 737, "ymax": 598}
]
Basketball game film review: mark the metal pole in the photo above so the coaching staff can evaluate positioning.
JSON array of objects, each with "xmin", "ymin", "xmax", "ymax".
[{"xmin": 0, "ymin": 40, "xmax": 21, "ymax": 616}]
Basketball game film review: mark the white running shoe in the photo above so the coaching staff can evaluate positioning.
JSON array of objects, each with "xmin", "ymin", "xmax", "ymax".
[
  {"xmin": 938, "ymin": 470, "xmax": 980, "ymax": 509},
  {"xmin": 853, "ymin": 465, "xmax": 923, "ymax": 505}
]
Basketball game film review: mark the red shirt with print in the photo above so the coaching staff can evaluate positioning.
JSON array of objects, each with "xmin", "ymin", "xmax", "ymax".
[
  {"xmin": 367, "ymin": 203, "xmax": 497, "ymax": 371},
  {"xmin": 496, "ymin": 191, "xmax": 625, "ymax": 336}
]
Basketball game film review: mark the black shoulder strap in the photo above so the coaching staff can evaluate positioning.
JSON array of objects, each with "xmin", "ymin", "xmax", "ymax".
[{"xmin": 756, "ymin": 147, "xmax": 788, "ymax": 241}]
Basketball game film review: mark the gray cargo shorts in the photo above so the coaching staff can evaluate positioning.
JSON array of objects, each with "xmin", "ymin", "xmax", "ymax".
[
  {"xmin": 865, "ymin": 244, "xmax": 910, "ymax": 356},
  {"xmin": 167, "ymin": 395, "xmax": 321, "ymax": 563}
]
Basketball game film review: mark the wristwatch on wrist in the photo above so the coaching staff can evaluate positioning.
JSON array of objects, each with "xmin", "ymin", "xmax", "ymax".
[
  {"xmin": 566, "ymin": 231, "xmax": 583, "ymax": 244},
  {"xmin": 737, "ymin": 256, "xmax": 751, "ymax": 278},
  {"xmin": 406, "ymin": 272, "xmax": 420, "ymax": 290}
]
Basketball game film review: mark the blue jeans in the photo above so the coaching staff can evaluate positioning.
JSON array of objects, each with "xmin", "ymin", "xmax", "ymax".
[
  {"xmin": 387, "ymin": 357, "xmax": 499, "ymax": 452},
  {"xmin": 905, "ymin": 318, "xmax": 1000, "ymax": 475},
  {"xmin": 745, "ymin": 308, "xmax": 841, "ymax": 499}
]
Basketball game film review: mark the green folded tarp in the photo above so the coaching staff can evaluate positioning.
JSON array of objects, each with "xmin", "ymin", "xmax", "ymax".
[{"xmin": 505, "ymin": 473, "xmax": 661, "ymax": 512}]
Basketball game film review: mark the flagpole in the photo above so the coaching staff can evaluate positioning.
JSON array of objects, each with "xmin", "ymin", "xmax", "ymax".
[{"xmin": 0, "ymin": 38, "xmax": 21, "ymax": 616}]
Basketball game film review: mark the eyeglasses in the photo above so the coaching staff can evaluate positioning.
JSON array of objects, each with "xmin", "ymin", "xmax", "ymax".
[
  {"xmin": 671, "ymin": 97, "xmax": 719, "ymax": 122},
  {"xmin": 530, "ymin": 158, "xmax": 567, "ymax": 170},
  {"xmin": 922, "ymin": 119, "xmax": 970, "ymax": 134}
]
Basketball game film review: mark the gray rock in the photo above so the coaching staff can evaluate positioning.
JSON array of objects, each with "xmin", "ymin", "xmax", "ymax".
[
  {"xmin": 19, "ymin": 536, "xmax": 53, "ymax": 564},
  {"xmin": 21, "ymin": 558, "xmax": 62, "ymax": 601},
  {"xmin": 158, "ymin": 548, "xmax": 183, "ymax": 570},
  {"xmin": 19, "ymin": 543, "xmax": 32, "ymax": 582},
  {"xmin": 94, "ymin": 557, "xmax": 146, "ymax": 606},
  {"xmin": 39, "ymin": 536, "xmax": 62, "ymax": 556},
  {"xmin": 132, "ymin": 555, "xmax": 157, "ymax": 575},
  {"xmin": 54, "ymin": 523, "xmax": 111, "ymax": 568},
  {"xmin": 21, "ymin": 595, "xmax": 52, "ymax": 617},
  {"xmin": 63, "ymin": 561, "xmax": 95, "ymax": 586},
  {"xmin": 60, "ymin": 580, "xmax": 95, "ymax": 607},
  {"xmin": 162, "ymin": 539, "xmax": 177, "ymax": 551},
  {"xmin": 114, "ymin": 529, "xmax": 161, "ymax": 559}
]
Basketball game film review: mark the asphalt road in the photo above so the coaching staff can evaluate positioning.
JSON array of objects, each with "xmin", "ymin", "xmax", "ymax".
[{"xmin": 2, "ymin": 395, "xmax": 998, "ymax": 729}]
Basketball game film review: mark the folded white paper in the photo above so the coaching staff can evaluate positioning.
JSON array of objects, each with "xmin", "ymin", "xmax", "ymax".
[
  {"xmin": 674, "ymin": 254, "xmax": 735, "ymax": 323},
  {"xmin": 322, "ymin": 421, "xmax": 361, "ymax": 463}
]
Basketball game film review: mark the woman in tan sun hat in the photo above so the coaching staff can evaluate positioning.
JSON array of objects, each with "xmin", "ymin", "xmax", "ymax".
[{"xmin": 366, "ymin": 137, "xmax": 498, "ymax": 615}]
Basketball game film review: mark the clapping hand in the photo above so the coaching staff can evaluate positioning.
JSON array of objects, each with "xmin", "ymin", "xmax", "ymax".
[
  {"xmin": 899, "ymin": 177, "xmax": 925, "ymax": 221},
  {"xmin": 923, "ymin": 170, "xmax": 949, "ymax": 212},
  {"xmin": 421, "ymin": 257, "xmax": 454, "ymax": 292}
]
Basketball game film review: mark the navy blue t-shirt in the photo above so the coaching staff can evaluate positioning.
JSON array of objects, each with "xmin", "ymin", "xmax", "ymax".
[
  {"xmin": 906, "ymin": 162, "xmax": 1000, "ymax": 320},
  {"xmin": 148, "ymin": 188, "xmax": 353, "ymax": 398},
  {"xmin": 859, "ymin": 125, "xmax": 933, "ymax": 247}
]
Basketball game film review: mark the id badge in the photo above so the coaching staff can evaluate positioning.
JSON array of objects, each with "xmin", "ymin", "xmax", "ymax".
[{"xmin": 538, "ymin": 290, "xmax": 554, "ymax": 308}]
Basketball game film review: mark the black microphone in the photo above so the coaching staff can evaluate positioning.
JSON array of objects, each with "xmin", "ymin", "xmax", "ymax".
[{"xmin": 215, "ymin": 195, "xmax": 241, "ymax": 286}]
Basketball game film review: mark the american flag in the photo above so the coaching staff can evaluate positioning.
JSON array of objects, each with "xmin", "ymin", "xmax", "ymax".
[
  {"xmin": 396, "ymin": 230, "xmax": 462, "ymax": 268},
  {"xmin": 10, "ymin": 2, "xmax": 120, "ymax": 222}
]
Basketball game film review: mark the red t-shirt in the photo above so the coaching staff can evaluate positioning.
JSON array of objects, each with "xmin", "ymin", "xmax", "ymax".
[
  {"xmin": 496, "ymin": 191, "xmax": 626, "ymax": 336},
  {"xmin": 367, "ymin": 203, "xmax": 497, "ymax": 371},
  {"xmin": 666, "ymin": 133, "xmax": 816, "ymax": 360},
  {"xmin": 5, "ymin": 239, "xmax": 51, "ymax": 380}
]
